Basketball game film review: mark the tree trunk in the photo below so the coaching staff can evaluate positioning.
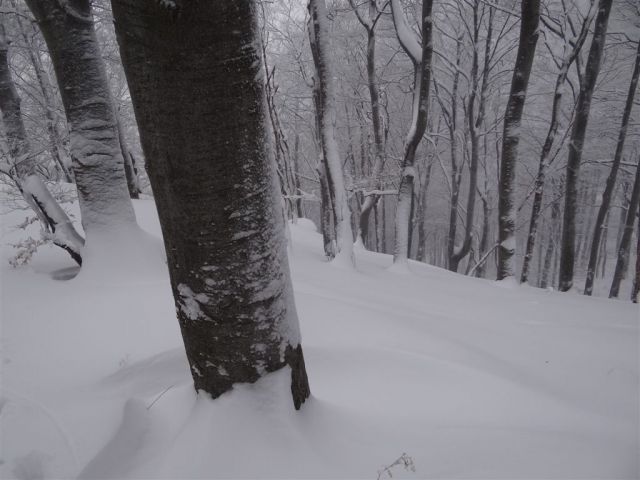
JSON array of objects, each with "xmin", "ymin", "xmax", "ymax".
[
  {"xmin": 0, "ymin": 21, "xmax": 83, "ymax": 264},
  {"xmin": 632, "ymin": 219, "xmax": 640, "ymax": 303},
  {"xmin": 610, "ymin": 158, "xmax": 640, "ymax": 299},
  {"xmin": 308, "ymin": 0, "xmax": 355, "ymax": 266},
  {"xmin": 558, "ymin": 0, "xmax": 613, "ymax": 291},
  {"xmin": 391, "ymin": 0, "xmax": 434, "ymax": 265},
  {"xmin": 25, "ymin": 0, "xmax": 136, "ymax": 233},
  {"xmin": 112, "ymin": 0, "xmax": 310, "ymax": 409},
  {"xmin": 584, "ymin": 39, "xmax": 640, "ymax": 295},
  {"xmin": 496, "ymin": 0, "xmax": 540, "ymax": 280},
  {"xmin": 351, "ymin": 0, "xmax": 386, "ymax": 247}
]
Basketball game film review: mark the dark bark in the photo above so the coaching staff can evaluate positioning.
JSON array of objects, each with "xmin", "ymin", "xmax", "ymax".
[
  {"xmin": 558, "ymin": 0, "xmax": 613, "ymax": 291},
  {"xmin": 112, "ymin": 0, "xmax": 310, "ymax": 409},
  {"xmin": 25, "ymin": 0, "xmax": 136, "ymax": 232},
  {"xmin": 610, "ymin": 159, "xmax": 640, "ymax": 299},
  {"xmin": 584, "ymin": 39, "xmax": 640, "ymax": 295},
  {"xmin": 497, "ymin": 0, "xmax": 540, "ymax": 280}
]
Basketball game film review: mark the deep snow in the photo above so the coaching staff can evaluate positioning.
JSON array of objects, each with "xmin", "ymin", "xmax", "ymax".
[{"xmin": 1, "ymin": 199, "xmax": 638, "ymax": 479}]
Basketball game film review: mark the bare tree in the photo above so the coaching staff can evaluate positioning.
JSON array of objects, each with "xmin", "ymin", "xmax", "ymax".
[
  {"xmin": 0, "ymin": 20, "xmax": 83, "ymax": 264},
  {"xmin": 111, "ymin": 0, "xmax": 310, "ymax": 409},
  {"xmin": 558, "ymin": 0, "xmax": 613, "ymax": 291},
  {"xmin": 390, "ymin": 0, "xmax": 434, "ymax": 265},
  {"xmin": 308, "ymin": 0, "xmax": 355, "ymax": 265},
  {"xmin": 584, "ymin": 39, "xmax": 640, "ymax": 295},
  {"xmin": 520, "ymin": 1, "xmax": 595, "ymax": 284},
  {"xmin": 610, "ymin": 157, "xmax": 640, "ymax": 299},
  {"xmin": 24, "ymin": 0, "xmax": 137, "ymax": 234},
  {"xmin": 496, "ymin": 0, "xmax": 540, "ymax": 280}
]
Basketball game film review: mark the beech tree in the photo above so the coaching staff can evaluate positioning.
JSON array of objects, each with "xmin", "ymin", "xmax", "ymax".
[
  {"xmin": 0, "ymin": 21, "xmax": 83, "ymax": 264},
  {"xmin": 496, "ymin": 0, "xmax": 540, "ymax": 280},
  {"xmin": 558, "ymin": 0, "xmax": 613, "ymax": 292},
  {"xmin": 111, "ymin": 0, "xmax": 310, "ymax": 409},
  {"xmin": 24, "ymin": 0, "xmax": 137, "ymax": 234}
]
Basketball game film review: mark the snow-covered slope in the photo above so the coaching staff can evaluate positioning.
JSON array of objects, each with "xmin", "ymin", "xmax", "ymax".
[{"xmin": 1, "ymin": 199, "xmax": 638, "ymax": 479}]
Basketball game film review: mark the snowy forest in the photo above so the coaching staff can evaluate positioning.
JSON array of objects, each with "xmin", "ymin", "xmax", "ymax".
[{"xmin": 0, "ymin": 0, "xmax": 638, "ymax": 478}]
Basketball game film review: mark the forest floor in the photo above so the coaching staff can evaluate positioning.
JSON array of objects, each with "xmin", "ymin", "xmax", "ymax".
[{"xmin": 1, "ymin": 198, "xmax": 638, "ymax": 479}]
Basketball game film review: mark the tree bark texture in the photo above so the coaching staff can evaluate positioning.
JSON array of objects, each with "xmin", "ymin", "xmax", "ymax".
[{"xmin": 112, "ymin": 0, "xmax": 310, "ymax": 409}]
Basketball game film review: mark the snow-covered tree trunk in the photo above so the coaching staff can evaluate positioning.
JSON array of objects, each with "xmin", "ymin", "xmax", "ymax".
[
  {"xmin": 112, "ymin": 0, "xmax": 310, "ymax": 409},
  {"xmin": 584, "ymin": 39, "xmax": 640, "ymax": 295},
  {"xmin": 391, "ymin": 0, "xmax": 434, "ymax": 265},
  {"xmin": 0, "ymin": 21, "xmax": 83, "ymax": 264},
  {"xmin": 609, "ymin": 158, "xmax": 640, "ymax": 299},
  {"xmin": 308, "ymin": 0, "xmax": 354, "ymax": 266},
  {"xmin": 25, "ymin": 0, "xmax": 136, "ymax": 233},
  {"xmin": 558, "ymin": 0, "xmax": 613, "ymax": 292},
  {"xmin": 496, "ymin": 0, "xmax": 540, "ymax": 280}
]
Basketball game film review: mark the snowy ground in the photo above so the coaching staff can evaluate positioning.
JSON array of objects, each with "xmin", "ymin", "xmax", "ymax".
[{"xmin": 1, "ymin": 198, "xmax": 638, "ymax": 479}]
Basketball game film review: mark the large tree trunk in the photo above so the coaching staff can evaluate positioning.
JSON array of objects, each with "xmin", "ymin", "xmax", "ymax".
[
  {"xmin": 496, "ymin": 0, "xmax": 540, "ymax": 280},
  {"xmin": 112, "ymin": 0, "xmax": 310, "ymax": 409},
  {"xmin": 25, "ymin": 0, "xmax": 136, "ymax": 233},
  {"xmin": 308, "ymin": 0, "xmax": 355, "ymax": 266},
  {"xmin": 584, "ymin": 39, "xmax": 640, "ymax": 295},
  {"xmin": 0, "ymin": 21, "xmax": 83, "ymax": 264},
  {"xmin": 520, "ymin": 6, "xmax": 594, "ymax": 284},
  {"xmin": 115, "ymin": 111, "xmax": 141, "ymax": 199},
  {"xmin": 609, "ymin": 158, "xmax": 640, "ymax": 299},
  {"xmin": 391, "ymin": 0, "xmax": 434, "ymax": 265},
  {"xmin": 558, "ymin": 0, "xmax": 613, "ymax": 291}
]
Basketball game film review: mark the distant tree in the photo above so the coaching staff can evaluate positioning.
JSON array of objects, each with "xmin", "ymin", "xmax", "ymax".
[
  {"xmin": 558, "ymin": 0, "xmax": 613, "ymax": 291},
  {"xmin": 390, "ymin": 0, "xmax": 434, "ymax": 265},
  {"xmin": 308, "ymin": 0, "xmax": 355, "ymax": 265},
  {"xmin": 24, "ymin": 0, "xmax": 137, "ymax": 234},
  {"xmin": 584, "ymin": 39, "xmax": 640, "ymax": 295},
  {"xmin": 496, "ymin": 0, "xmax": 540, "ymax": 280},
  {"xmin": 0, "ymin": 21, "xmax": 83, "ymax": 264},
  {"xmin": 610, "ymin": 157, "xmax": 640, "ymax": 299},
  {"xmin": 111, "ymin": 0, "xmax": 310, "ymax": 409}
]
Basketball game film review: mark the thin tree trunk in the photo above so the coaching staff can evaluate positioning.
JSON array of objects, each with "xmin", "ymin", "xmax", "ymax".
[
  {"xmin": 584, "ymin": 39, "xmax": 640, "ymax": 294},
  {"xmin": 559, "ymin": 0, "xmax": 613, "ymax": 291},
  {"xmin": 610, "ymin": 158, "xmax": 640, "ymax": 299},
  {"xmin": 112, "ymin": 0, "xmax": 310, "ymax": 409},
  {"xmin": 308, "ymin": 0, "xmax": 354, "ymax": 266},
  {"xmin": 0, "ymin": 22, "xmax": 83, "ymax": 264},
  {"xmin": 497, "ymin": 0, "xmax": 540, "ymax": 280}
]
